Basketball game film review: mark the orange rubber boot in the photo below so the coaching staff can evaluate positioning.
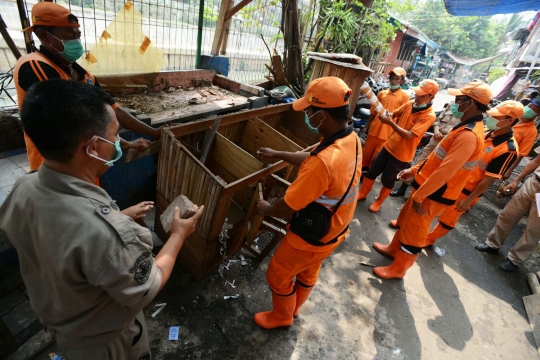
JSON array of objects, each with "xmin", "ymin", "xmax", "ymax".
[
  {"xmin": 357, "ymin": 177, "xmax": 375, "ymax": 201},
  {"xmin": 368, "ymin": 186, "xmax": 392, "ymax": 213},
  {"xmin": 373, "ymin": 234, "xmax": 401, "ymax": 258},
  {"xmin": 373, "ymin": 250, "xmax": 418, "ymax": 279},
  {"xmin": 424, "ymin": 224, "xmax": 450, "ymax": 247},
  {"xmin": 293, "ymin": 284, "xmax": 313, "ymax": 317},
  {"xmin": 389, "ymin": 219, "xmax": 398, "ymax": 228},
  {"xmin": 254, "ymin": 292, "xmax": 296, "ymax": 329}
]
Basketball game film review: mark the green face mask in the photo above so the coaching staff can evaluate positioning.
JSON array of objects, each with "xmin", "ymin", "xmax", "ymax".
[
  {"xmin": 86, "ymin": 136, "xmax": 123, "ymax": 167},
  {"xmin": 485, "ymin": 116, "xmax": 501, "ymax": 131},
  {"xmin": 389, "ymin": 84, "xmax": 401, "ymax": 90},
  {"xmin": 523, "ymin": 105, "xmax": 536, "ymax": 119},
  {"xmin": 48, "ymin": 32, "xmax": 84, "ymax": 62},
  {"xmin": 304, "ymin": 111, "xmax": 322, "ymax": 134}
]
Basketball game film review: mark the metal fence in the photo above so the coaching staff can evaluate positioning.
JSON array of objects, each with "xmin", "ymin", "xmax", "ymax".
[{"xmin": 14, "ymin": 0, "xmax": 283, "ymax": 84}]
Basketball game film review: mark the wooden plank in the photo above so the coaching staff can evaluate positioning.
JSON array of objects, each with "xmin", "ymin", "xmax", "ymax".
[
  {"xmin": 168, "ymin": 103, "xmax": 293, "ymax": 138},
  {"xmin": 99, "ymin": 70, "xmax": 215, "ymax": 93},
  {"xmin": 211, "ymin": 0, "xmax": 233, "ymax": 55},
  {"xmin": 224, "ymin": 0, "xmax": 253, "ymax": 20},
  {"xmin": 523, "ymin": 294, "xmax": 540, "ymax": 357},
  {"xmin": 200, "ymin": 118, "xmax": 221, "ymax": 163},
  {"xmin": 220, "ymin": 0, "xmax": 234, "ymax": 55},
  {"xmin": 209, "ymin": 133, "xmax": 264, "ymax": 181},
  {"xmin": 277, "ymin": 126, "xmax": 308, "ymax": 148},
  {"xmin": 280, "ymin": 110, "xmax": 321, "ymax": 145},
  {"xmin": 238, "ymin": 118, "xmax": 302, "ymax": 160},
  {"xmin": 246, "ymin": 183, "xmax": 264, "ymax": 246},
  {"xmin": 208, "ymin": 193, "xmax": 234, "ymax": 239}
]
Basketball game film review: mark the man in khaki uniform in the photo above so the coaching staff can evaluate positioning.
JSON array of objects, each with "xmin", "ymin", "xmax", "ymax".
[
  {"xmin": 0, "ymin": 80, "xmax": 203, "ymax": 359},
  {"xmin": 390, "ymin": 101, "xmax": 461, "ymax": 197},
  {"xmin": 476, "ymin": 146, "xmax": 540, "ymax": 271}
]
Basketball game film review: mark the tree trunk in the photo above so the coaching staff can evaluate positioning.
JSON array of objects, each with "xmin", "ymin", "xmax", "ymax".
[{"xmin": 281, "ymin": 0, "xmax": 305, "ymax": 91}]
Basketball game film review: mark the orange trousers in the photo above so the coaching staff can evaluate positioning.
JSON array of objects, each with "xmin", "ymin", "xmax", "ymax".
[
  {"xmin": 266, "ymin": 235, "xmax": 334, "ymax": 295},
  {"xmin": 362, "ymin": 135, "xmax": 386, "ymax": 169},
  {"xmin": 437, "ymin": 192, "xmax": 480, "ymax": 229},
  {"xmin": 395, "ymin": 190, "xmax": 448, "ymax": 247}
]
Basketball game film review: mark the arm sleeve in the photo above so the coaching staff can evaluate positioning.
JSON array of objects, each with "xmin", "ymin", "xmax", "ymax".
[
  {"xmin": 17, "ymin": 61, "xmax": 61, "ymax": 91},
  {"xmin": 410, "ymin": 113, "xmax": 435, "ymax": 137},
  {"xmin": 412, "ymin": 131, "xmax": 479, "ymax": 203},
  {"xmin": 518, "ymin": 133, "xmax": 536, "ymax": 156},
  {"xmin": 485, "ymin": 152, "xmax": 518, "ymax": 179},
  {"xmin": 392, "ymin": 101, "xmax": 408, "ymax": 118},
  {"xmin": 283, "ymin": 156, "xmax": 329, "ymax": 211},
  {"xmin": 92, "ymin": 240, "xmax": 162, "ymax": 309}
]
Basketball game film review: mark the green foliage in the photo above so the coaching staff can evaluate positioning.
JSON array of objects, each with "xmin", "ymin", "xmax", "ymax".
[
  {"xmin": 395, "ymin": 0, "xmax": 507, "ymax": 58},
  {"xmin": 487, "ymin": 67, "xmax": 507, "ymax": 84},
  {"xmin": 203, "ymin": 5, "xmax": 218, "ymax": 24},
  {"xmin": 317, "ymin": 1, "xmax": 359, "ymax": 52}
]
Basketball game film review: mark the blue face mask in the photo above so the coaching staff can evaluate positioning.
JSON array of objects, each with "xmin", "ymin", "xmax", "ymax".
[
  {"xmin": 304, "ymin": 111, "xmax": 323, "ymax": 134},
  {"xmin": 87, "ymin": 135, "xmax": 123, "ymax": 167},
  {"xmin": 523, "ymin": 105, "xmax": 536, "ymax": 119}
]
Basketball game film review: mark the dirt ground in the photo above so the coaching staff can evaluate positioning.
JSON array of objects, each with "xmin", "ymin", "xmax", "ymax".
[
  {"xmin": 37, "ymin": 180, "xmax": 538, "ymax": 360},
  {"xmin": 0, "ymin": 110, "xmax": 24, "ymax": 153}
]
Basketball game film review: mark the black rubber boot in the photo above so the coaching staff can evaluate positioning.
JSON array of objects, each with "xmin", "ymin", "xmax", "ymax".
[{"xmin": 390, "ymin": 182, "xmax": 408, "ymax": 197}]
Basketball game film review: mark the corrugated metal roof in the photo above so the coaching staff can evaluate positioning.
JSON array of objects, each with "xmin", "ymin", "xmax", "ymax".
[{"xmin": 444, "ymin": 0, "xmax": 538, "ymax": 16}]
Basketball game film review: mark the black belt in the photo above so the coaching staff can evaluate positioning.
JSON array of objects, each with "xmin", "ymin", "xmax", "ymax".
[{"xmin": 535, "ymin": 175, "xmax": 540, "ymax": 183}]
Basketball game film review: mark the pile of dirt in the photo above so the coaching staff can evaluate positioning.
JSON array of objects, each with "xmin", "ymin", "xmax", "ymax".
[
  {"xmin": 114, "ymin": 86, "xmax": 233, "ymax": 115},
  {"xmin": 0, "ymin": 110, "xmax": 24, "ymax": 153}
]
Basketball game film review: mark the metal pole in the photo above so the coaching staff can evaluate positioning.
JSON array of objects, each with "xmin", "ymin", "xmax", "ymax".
[{"xmin": 195, "ymin": 0, "xmax": 204, "ymax": 68}]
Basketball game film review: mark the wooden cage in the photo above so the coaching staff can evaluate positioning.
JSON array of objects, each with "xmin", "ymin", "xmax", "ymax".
[{"xmin": 154, "ymin": 103, "xmax": 320, "ymax": 279}]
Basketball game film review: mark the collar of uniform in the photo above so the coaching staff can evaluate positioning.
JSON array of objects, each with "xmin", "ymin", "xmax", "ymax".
[
  {"xmin": 486, "ymin": 130, "xmax": 514, "ymax": 147},
  {"xmin": 38, "ymin": 164, "xmax": 113, "ymax": 205},
  {"xmin": 39, "ymin": 45, "xmax": 87, "ymax": 80},
  {"xmin": 451, "ymin": 114, "xmax": 484, "ymax": 131}
]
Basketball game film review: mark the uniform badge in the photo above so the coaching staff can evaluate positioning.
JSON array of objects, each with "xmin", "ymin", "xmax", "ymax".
[
  {"xmin": 130, "ymin": 252, "xmax": 152, "ymax": 284},
  {"xmin": 485, "ymin": 146, "xmax": 493, "ymax": 154}
]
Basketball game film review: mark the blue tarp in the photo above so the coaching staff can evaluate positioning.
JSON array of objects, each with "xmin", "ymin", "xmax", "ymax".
[{"xmin": 444, "ymin": 0, "xmax": 538, "ymax": 16}]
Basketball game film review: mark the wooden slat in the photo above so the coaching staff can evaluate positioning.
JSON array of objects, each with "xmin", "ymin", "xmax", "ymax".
[
  {"xmin": 208, "ymin": 193, "xmax": 234, "ymax": 239},
  {"xmin": 209, "ymin": 133, "xmax": 264, "ymax": 181},
  {"xmin": 277, "ymin": 126, "xmax": 308, "ymax": 148},
  {"xmin": 245, "ymin": 183, "xmax": 264, "ymax": 247},
  {"xmin": 279, "ymin": 110, "xmax": 320, "ymax": 146},
  {"xmin": 238, "ymin": 117, "xmax": 302, "ymax": 160}
]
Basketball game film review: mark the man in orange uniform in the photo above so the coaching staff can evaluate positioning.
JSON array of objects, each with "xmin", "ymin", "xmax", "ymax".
[
  {"xmin": 357, "ymin": 79, "xmax": 439, "ymax": 213},
  {"xmin": 502, "ymin": 98, "xmax": 540, "ymax": 179},
  {"xmin": 423, "ymin": 100, "xmax": 523, "ymax": 245},
  {"xmin": 361, "ymin": 67, "xmax": 410, "ymax": 171},
  {"xmin": 373, "ymin": 81, "xmax": 491, "ymax": 279},
  {"xmin": 14, "ymin": 2, "xmax": 160, "ymax": 171},
  {"xmin": 253, "ymin": 77, "xmax": 361, "ymax": 329}
]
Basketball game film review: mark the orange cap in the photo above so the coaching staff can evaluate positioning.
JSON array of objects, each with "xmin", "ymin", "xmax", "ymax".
[
  {"xmin": 448, "ymin": 81, "xmax": 492, "ymax": 106},
  {"xmin": 389, "ymin": 67, "xmax": 406, "ymax": 78},
  {"xmin": 412, "ymin": 79, "xmax": 439, "ymax": 96},
  {"xmin": 292, "ymin": 77, "xmax": 352, "ymax": 111},
  {"xmin": 23, "ymin": 2, "xmax": 79, "ymax": 32},
  {"xmin": 487, "ymin": 100, "xmax": 525, "ymax": 119}
]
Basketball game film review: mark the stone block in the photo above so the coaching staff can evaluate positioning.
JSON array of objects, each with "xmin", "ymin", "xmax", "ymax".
[{"xmin": 160, "ymin": 195, "xmax": 199, "ymax": 233}]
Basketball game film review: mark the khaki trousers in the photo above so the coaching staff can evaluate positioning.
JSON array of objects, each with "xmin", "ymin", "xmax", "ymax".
[
  {"xmin": 486, "ymin": 176, "xmax": 540, "ymax": 264},
  {"xmin": 55, "ymin": 311, "xmax": 150, "ymax": 360}
]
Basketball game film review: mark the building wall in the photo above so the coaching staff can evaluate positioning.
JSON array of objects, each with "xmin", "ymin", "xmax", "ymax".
[{"xmin": 384, "ymin": 31, "xmax": 404, "ymax": 71}]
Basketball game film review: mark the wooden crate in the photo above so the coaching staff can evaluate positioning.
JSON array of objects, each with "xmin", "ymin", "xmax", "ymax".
[{"xmin": 155, "ymin": 103, "xmax": 320, "ymax": 279}]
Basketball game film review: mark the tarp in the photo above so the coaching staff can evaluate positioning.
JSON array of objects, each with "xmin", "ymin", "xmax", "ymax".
[
  {"xmin": 444, "ymin": 0, "xmax": 539, "ymax": 16},
  {"xmin": 391, "ymin": 16, "xmax": 439, "ymax": 50},
  {"xmin": 439, "ymin": 51, "xmax": 508, "ymax": 66}
]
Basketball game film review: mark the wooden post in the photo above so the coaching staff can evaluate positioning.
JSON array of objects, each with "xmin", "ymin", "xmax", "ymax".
[
  {"xmin": 281, "ymin": 0, "xmax": 305, "ymax": 91},
  {"xmin": 211, "ymin": 0, "xmax": 232, "ymax": 56},
  {"xmin": 220, "ymin": 0, "xmax": 234, "ymax": 55},
  {"xmin": 16, "ymin": 0, "xmax": 33, "ymax": 53}
]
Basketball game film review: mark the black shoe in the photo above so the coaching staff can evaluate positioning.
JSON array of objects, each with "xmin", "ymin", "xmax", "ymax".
[
  {"xmin": 475, "ymin": 243, "xmax": 499, "ymax": 253},
  {"xmin": 499, "ymin": 259, "xmax": 518, "ymax": 272},
  {"xmin": 390, "ymin": 183, "xmax": 408, "ymax": 197}
]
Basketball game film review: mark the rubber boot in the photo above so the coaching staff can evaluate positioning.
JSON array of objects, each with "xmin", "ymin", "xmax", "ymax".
[
  {"xmin": 254, "ymin": 292, "xmax": 296, "ymax": 329},
  {"xmin": 373, "ymin": 234, "xmax": 401, "ymax": 258},
  {"xmin": 389, "ymin": 219, "xmax": 398, "ymax": 228},
  {"xmin": 424, "ymin": 224, "xmax": 450, "ymax": 247},
  {"xmin": 373, "ymin": 250, "xmax": 418, "ymax": 279},
  {"xmin": 293, "ymin": 283, "xmax": 313, "ymax": 317},
  {"xmin": 357, "ymin": 177, "xmax": 375, "ymax": 201},
  {"xmin": 368, "ymin": 186, "xmax": 392, "ymax": 213},
  {"xmin": 390, "ymin": 182, "xmax": 409, "ymax": 197}
]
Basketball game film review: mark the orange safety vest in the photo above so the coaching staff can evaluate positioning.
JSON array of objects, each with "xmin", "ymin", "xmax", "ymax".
[
  {"xmin": 14, "ymin": 51, "xmax": 97, "ymax": 171},
  {"xmin": 412, "ymin": 116, "xmax": 485, "ymax": 205}
]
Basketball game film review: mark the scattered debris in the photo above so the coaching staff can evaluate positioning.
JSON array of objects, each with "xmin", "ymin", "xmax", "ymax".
[
  {"xmin": 349, "ymin": 280, "xmax": 354, "ymax": 285},
  {"xmin": 225, "ymin": 280, "xmax": 236, "ymax": 288},
  {"xmin": 359, "ymin": 262, "xmax": 375, "ymax": 267},
  {"xmin": 167, "ymin": 87, "xmax": 175, "ymax": 92},
  {"xmin": 224, "ymin": 294, "xmax": 240, "ymax": 300},
  {"xmin": 188, "ymin": 97, "xmax": 207, "ymax": 105},
  {"xmin": 434, "ymin": 247, "xmax": 446, "ymax": 257},
  {"xmin": 240, "ymin": 254, "xmax": 248, "ymax": 266},
  {"xmin": 151, "ymin": 303, "xmax": 167, "ymax": 318},
  {"xmin": 49, "ymin": 353, "xmax": 65, "ymax": 360},
  {"xmin": 169, "ymin": 326, "xmax": 180, "ymax": 341}
]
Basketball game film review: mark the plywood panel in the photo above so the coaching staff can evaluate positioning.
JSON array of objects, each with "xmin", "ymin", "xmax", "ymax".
[
  {"xmin": 209, "ymin": 133, "xmax": 264, "ymax": 180},
  {"xmin": 239, "ymin": 118, "xmax": 302, "ymax": 160}
]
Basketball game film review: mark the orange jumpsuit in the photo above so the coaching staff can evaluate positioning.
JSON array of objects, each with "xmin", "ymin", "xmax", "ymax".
[
  {"xmin": 266, "ymin": 131, "xmax": 362, "ymax": 295},
  {"xmin": 437, "ymin": 132, "xmax": 519, "ymax": 229},
  {"xmin": 394, "ymin": 116, "xmax": 485, "ymax": 250},
  {"xmin": 362, "ymin": 88, "xmax": 410, "ymax": 169}
]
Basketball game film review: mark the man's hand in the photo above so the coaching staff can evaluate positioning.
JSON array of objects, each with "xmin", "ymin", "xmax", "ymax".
[
  {"xmin": 503, "ymin": 180, "xmax": 519, "ymax": 196},
  {"xmin": 412, "ymin": 199, "xmax": 426, "ymax": 215},
  {"xmin": 121, "ymin": 201, "xmax": 154, "ymax": 220},
  {"xmin": 398, "ymin": 168, "xmax": 414, "ymax": 182},
  {"xmin": 455, "ymin": 198, "xmax": 472, "ymax": 212},
  {"xmin": 433, "ymin": 130, "xmax": 444, "ymax": 141},
  {"xmin": 378, "ymin": 111, "xmax": 393, "ymax": 124},
  {"xmin": 169, "ymin": 206, "xmax": 205, "ymax": 239},
  {"xmin": 360, "ymin": 127, "xmax": 368, "ymax": 136},
  {"xmin": 257, "ymin": 147, "xmax": 278, "ymax": 160},
  {"xmin": 127, "ymin": 138, "xmax": 151, "ymax": 151},
  {"xmin": 256, "ymin": 200, "xmax": 271, "ymax": 216}
]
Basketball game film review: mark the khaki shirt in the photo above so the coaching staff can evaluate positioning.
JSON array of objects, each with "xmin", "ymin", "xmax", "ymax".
[
  {"xmin": 0, "ymin": 165, "xmax": 161, "ymax": 345},
  {"xmin": 534, "ymin": 146, "xmax": 540, "ymax": 178},
  {"xmin": 434, "ymin": 102, "xmax": 461, "ymax": 135}
]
